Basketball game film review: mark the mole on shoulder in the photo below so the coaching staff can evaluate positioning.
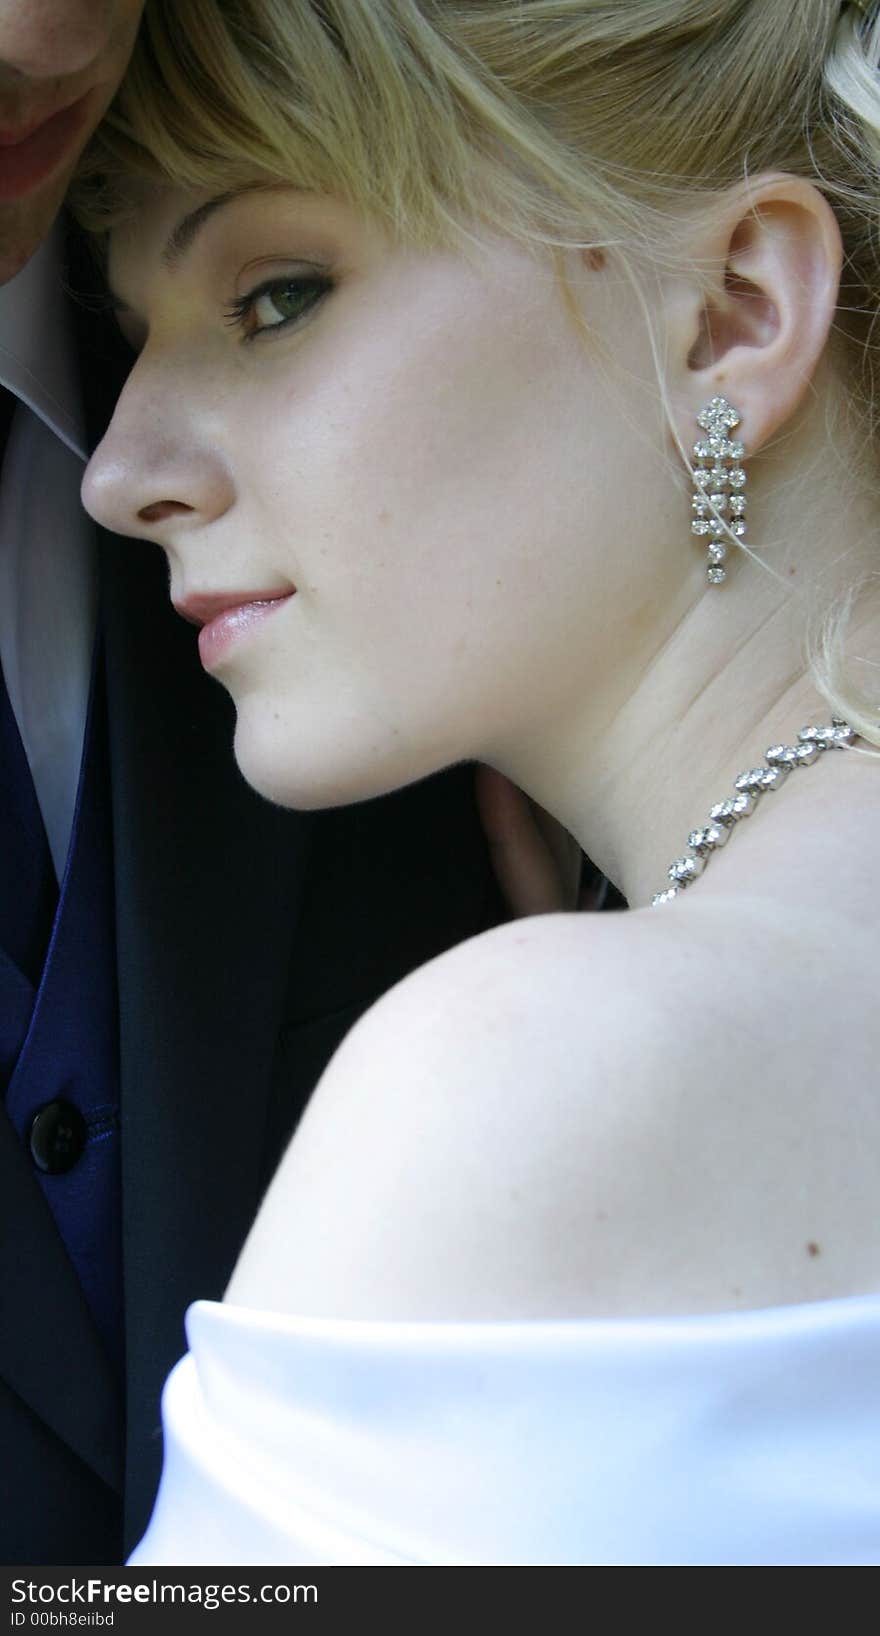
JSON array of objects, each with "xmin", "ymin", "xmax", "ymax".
[{"xmin": 806, "ymin": 1241, "xmax": 821, "ymax": 1259}]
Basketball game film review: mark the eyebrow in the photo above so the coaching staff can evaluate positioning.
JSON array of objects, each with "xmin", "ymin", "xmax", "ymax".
[
  {"xmin": 106, "ymin": 185, "xmax": 284, "ymax": 312},
  {"xmin": 161, "ymin": 189, "xmax": 251, "ymax": 270}
]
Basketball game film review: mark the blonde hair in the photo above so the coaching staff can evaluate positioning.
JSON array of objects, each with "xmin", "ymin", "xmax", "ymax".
[{"xmin": 73, "ymin": 0, "xmax": 880, "ymax": 742}]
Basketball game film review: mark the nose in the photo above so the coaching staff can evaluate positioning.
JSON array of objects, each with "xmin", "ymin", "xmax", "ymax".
[
  {"xmin": 81, "ymin": 373, "xmax": 236, "ymax": 547},
  {"xmin": 0, "ymin": 1, "xmax": 128, "ymax": 80}
]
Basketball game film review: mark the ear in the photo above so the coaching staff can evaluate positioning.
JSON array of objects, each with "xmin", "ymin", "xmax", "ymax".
[{"xmin": 665, "ymin": 174, "xmax": 843, "ymax": 462}]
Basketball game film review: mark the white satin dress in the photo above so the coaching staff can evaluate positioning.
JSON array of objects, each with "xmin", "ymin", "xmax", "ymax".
[{"xmin": 129, "ymin": 1293, "xmax": 880, "ymax": 1566}]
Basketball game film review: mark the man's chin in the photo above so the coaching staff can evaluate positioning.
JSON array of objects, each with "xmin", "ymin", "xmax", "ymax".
[{"xmin": 0, "ymin": 171, "xmax": 75, "ymax": 286}]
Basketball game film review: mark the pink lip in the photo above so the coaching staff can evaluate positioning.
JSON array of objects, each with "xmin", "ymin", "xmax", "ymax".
[
  {"xmin": 0, "ymin": 92, "xmax": 93, "ymax": 201},
  {"xmin": 173, "ymin": 590, "xmax": 296, "ymax": 672}
]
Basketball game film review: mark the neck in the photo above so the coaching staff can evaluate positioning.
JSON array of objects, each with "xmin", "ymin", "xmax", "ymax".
[{"xmin": 489, "ymin": 439, "xmax": 880, "ymax": 909}]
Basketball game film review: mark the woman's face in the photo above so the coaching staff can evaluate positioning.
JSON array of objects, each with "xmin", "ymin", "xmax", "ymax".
[{"xmin": 83, "ymin": 185, "xmax": 673, "ymax": 809}]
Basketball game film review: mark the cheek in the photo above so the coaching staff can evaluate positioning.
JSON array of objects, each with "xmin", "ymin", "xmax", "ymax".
[
  {"xmin": 333, "ymin": 418, "xmax": 621, "ymax": 694},
  {"xmin": 228, "ymin": 266, "xmax": 655, "ymax": 799},
  {"xmin": 265, "ymin": 300, "xmax": 612, "ymax": 657},
  {"xmin": 244, "ymin": 405, "xmax": 614, "ymax": 795},
  {"xmin": 109, "ymin": 1, "xmax": 146, "ymax": 55}
]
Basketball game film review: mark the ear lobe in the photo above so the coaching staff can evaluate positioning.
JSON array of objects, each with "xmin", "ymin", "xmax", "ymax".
[{"xmin": 671, "ymin": 176, "xmax": 843, "ymax": 458}]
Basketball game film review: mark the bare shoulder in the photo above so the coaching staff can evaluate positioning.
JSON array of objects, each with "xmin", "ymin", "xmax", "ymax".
[
  {"xmin": 228, "ymin": 902, "xmax": 880, "ymax": 1318},
  {"xmin": 324, "ymin": 908, "xmax": 680, "ymax": 1100}
]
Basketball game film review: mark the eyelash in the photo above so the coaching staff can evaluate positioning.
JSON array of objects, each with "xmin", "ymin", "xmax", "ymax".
[{"xmin": 223, "ymin": 272, "xmax": 334, "ymax": 342}]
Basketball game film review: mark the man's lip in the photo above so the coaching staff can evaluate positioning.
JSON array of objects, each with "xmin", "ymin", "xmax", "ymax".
[
  {"xmin": 0, "ymin": 90, "xmax": 86, "ymax": 147},
  {"xmin": 0, "ymin": 91, "xmax": 93, "ymax": 199},
  {"xmin": 173, "ymin": 590, "xmax": 296, "ymax": 628}
]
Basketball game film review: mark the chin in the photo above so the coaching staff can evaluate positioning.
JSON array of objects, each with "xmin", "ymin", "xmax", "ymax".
[
  {"xmin": 0, "ymin": 187, "xmax": 65, "ymax": 284},
  {"xmin": 230, "ymin": 708, "xmax": 440, "ymax": 814}
]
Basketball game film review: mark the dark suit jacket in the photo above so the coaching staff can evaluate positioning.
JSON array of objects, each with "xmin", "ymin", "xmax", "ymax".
[{"xmin": 0, "ymin": 228, "xmax": 504, "ymax": 1565}]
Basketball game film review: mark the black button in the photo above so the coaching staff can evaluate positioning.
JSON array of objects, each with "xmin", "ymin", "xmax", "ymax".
[{"xmin": 29, "ymin": 1099, "xmax": 87, "ymax": 1174}]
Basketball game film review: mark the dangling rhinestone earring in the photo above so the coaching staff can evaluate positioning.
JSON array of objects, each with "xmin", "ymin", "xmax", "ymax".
[{"xmin": 690, "ymin": 396, "xmax": 747, "ymax": 586}]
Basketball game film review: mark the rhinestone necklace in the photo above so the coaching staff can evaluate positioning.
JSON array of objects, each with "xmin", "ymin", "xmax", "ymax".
[{"xmin": 651, "ymin": 719, "xmax": 856, "ymax": 907}]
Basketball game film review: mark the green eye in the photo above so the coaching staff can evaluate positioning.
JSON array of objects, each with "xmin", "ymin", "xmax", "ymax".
[
  {"xmin": 252, "ymin": 280, "xmax": 317, "ymax": 328},
  {"xmin": 225, "ymin": 273, "xmax": 333, "ymax": 339}
]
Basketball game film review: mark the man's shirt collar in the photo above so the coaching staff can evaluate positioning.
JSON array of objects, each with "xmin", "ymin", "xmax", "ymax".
[{"xmin": 0, "ymin": 222, "xmax": 87, "ymax": 462}]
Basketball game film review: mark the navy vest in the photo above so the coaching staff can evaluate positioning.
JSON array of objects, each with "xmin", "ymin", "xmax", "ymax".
[{"xmin": 2, "ymin": 642, "xmax": 123, "ymax": 1375}]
